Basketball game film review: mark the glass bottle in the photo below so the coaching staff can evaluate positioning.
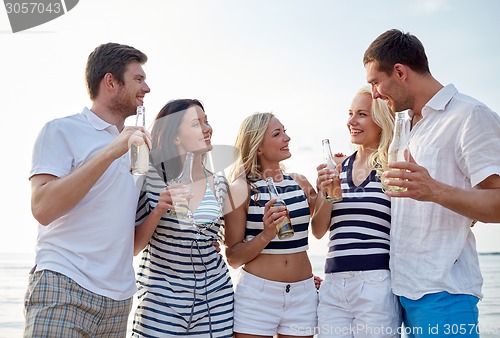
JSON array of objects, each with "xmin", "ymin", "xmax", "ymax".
[
  {"xmin": 170, "ymin": 152, "xmax": 194, "ymax": 219},
  {"xmin": 130, "ymin": 106, "xmax": 150, "ymax": 175},
  {"xmin": 321, "ymin": 139, "xmax": 343, "ymax": 202},
  {"xmin": 385, "ymin": 109, "xmax": 412, "ymax": 192},
  {"xmin": 265, "ymin": 177, "xmax": 294, "ymax": 240}
]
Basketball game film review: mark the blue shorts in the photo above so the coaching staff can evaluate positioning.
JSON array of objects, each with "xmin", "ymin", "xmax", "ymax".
[{"xmin": 400, "ymin": 292, "xmax": 479, "ymax": 338}]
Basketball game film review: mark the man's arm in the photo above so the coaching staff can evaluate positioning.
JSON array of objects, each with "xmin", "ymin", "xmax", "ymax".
[
  {"xmin": 432, "ymin": 174, "xmax": 500, "ymax": 223},
  {"xmin": 384, "ymin": 158, "xmax": 500, "ymax": 223},
  {"xmin": 31, "ymin": 126, "xmax": 144, "ymax": 225}
]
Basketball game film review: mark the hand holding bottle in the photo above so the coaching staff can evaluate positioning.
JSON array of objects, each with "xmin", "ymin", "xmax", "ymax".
[
  {"xmin": 168, "ymin": 152, "xmax": 194, "ymax": 219},
  {"xmin": 262, "ymin": 198, "xmax": 288, "ymax": 241},
  {"xmin": 127, "ymin": 129, "xmax": 151, "ymax": 149},
  {"xmin": 106, "ymin": 126, "xmax": 151, "ymax": 160},
  {"xmin": 321, "ymin": 139, "xmax": 343, "ymax": 202},
  {"xmin": 316, "ymin": 162, "xmax": 339, "ymax": 195},
  {"xmin": 265, "ymin": 177, "xmax": 294, "ymax": 239},
  {"xmin": 383, "ymin": 153, "xmax": 440, "ymax": 202},
  {"xmin": 130, "ymin": 106, "xmax": 151, "ymax": 175},
  {"xmin": 154, "ymin": 183, "xmax": 191, "ymax": 217}
]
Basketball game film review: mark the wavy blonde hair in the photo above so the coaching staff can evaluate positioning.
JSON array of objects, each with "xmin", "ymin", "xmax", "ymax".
[
  {"xmin": 356, "ymin": 86, "xmax": 394, "ymax": 171},
  {"xmin": 228, "ymin": 112, "xmax": 285, "ymax": 183}
]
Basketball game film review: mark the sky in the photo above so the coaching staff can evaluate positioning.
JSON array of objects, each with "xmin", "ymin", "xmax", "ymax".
[{"xmin": 1, "ymin": 0, "xmax": 499, "ymax": 256}]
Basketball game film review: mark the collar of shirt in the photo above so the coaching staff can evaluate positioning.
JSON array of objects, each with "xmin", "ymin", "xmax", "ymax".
[
  {"xmin": 81, "ymin": 107, "xmax": 118, "ymax": 134},
  {"xmin": 423, "ymin": 84, "xmax": 458, "ymax": 114}
]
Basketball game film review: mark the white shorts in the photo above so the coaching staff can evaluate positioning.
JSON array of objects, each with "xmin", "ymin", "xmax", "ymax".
[
  {"xmin": 233, "ymin": 269, "xmax": 318, "ymax": 336},
  {"xmin": 317, "ymin": 270, "xmax": 402, "ymax": 338}
]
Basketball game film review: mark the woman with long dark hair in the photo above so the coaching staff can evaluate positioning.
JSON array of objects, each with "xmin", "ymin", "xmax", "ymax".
[{"xmin": 132, "ymin": 99, "xmax": 233, "ymax": 337}]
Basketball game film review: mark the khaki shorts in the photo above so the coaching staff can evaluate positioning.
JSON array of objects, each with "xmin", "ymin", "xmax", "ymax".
[{"xmin": 233, "ymin": 269, "xmax": 318, "ymax": 336}]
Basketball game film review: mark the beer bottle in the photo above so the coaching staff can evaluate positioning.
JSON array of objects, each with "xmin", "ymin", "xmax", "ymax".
[
  {"xmin": 130, "ymin": 106, "xmax": 150, "ymax": 175},
  {"xmin": 265, "ymin": 177, "xmax": 294, "ymax": 240},
  {"xmin": 385, "ymin": 110, "xmax": 411, "ymax": 192},
  {"xmin": 321, "ymin": 139, "xmax": 342, "ymax": 202},
  {"xmin": 170, "ymin": 152, "xmax": 194, "ymax": 219}
]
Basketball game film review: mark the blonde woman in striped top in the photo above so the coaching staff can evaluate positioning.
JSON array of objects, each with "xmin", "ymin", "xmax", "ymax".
[
  {"xmin": 225, "ymin": 112, "xmax": 319, "ymax": 338},
  {"xmin": 312, "ymin": 86, "xmax": 401, "ymax": 337}
]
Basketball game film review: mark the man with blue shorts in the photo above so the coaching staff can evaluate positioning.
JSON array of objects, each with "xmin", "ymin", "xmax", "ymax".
[{"xmin": 363, "ymin": 29, "xmax": 500, "ymax": 337}]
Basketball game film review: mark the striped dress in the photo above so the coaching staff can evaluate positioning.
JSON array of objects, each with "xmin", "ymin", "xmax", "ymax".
[
  {"xmin": 325, "ymin": 152, "xmax": 391, "ymax": 273},
  {"xmin": 245, "ymin": 173, "xmax": 310, "ymax": 254},
  {"xmin": 132, "ymin": 168, "xmax": 234, "ymax": 338}
]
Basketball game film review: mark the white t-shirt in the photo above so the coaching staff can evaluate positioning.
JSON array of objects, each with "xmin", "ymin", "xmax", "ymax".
[
  {"xmin": 390, "ymin": 84, "xmax": 500, "ymax": 300},
  {"xmin": 30, "ymin": 108, "xmax": 142, "ymax": 300}
]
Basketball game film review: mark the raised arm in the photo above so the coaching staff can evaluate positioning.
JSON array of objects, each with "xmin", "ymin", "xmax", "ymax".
[
  {"xmin": 31, "ymin": 126, "xmax": 148, "ymax": 226},
  {"xmin": 223, "ymin": 178, "xmax": 285, "ymax": 269},
  {"xmin": 310, "ymin": 163, "xmax": 334, "ymax": 239},
  {"xmin": 134, "ymin": 184, "xmax": 190, "ymax": 255}
]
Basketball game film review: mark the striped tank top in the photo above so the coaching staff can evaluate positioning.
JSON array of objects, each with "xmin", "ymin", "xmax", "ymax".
[
  {"xmin": 132, "ymin": 167, "xmax": 233, "ymax": 337},
  {"xmin": 325, "ymin": 152, "xmax": 391, "ymax": 273},
  {"xmin": 245, "ymin": 173, "xmax": 310, "ymax": 254}
]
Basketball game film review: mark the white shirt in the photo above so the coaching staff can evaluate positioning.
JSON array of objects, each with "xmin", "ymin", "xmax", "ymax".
[
  {"xmin": 30, "ymin": 108, "xmax": 142, "ymax": 300},
  {"xmin": 390, "ymin": 84, "xmax": 500, "ymax": 300}
]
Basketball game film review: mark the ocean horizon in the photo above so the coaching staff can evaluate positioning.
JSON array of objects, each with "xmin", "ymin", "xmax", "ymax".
[{"xmin": 1, "ymin": 252, "xmax": 499, "ymax": 337}]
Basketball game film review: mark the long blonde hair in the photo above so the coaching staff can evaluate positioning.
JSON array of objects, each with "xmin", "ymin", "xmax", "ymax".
[
  {"xmin": 228, "ymin": 112, "xmax": 285, "ymax": 183},
  {"xmin": 356, "ymin": 86, "xmax": 394, "ymax": 171}
]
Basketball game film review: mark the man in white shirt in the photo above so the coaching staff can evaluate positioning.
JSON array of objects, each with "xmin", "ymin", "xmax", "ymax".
[
  {"xmin": 363, "ymin": 29, "xmax": 500, "ymax": 338},
  {"xmin": 24, "ymin": 43, "xmax": 151, "ymax": 337}
]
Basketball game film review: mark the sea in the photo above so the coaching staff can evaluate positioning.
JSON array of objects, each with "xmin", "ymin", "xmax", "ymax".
[{"xmin": 1, "ymin": 252, "xmax": 499, "ymax": 338}]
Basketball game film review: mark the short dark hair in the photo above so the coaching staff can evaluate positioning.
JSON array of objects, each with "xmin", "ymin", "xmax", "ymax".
[
  {"xmin": 85, "ymin": 42, "xmax": 148, "ymax": 100},
  {"xmin": 363, "ymin": 29, "xmax": 430, "ymax": 75},
  {"xmin": 150, "ymin": 99, "xmax": 205, "ymax": 182}
]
